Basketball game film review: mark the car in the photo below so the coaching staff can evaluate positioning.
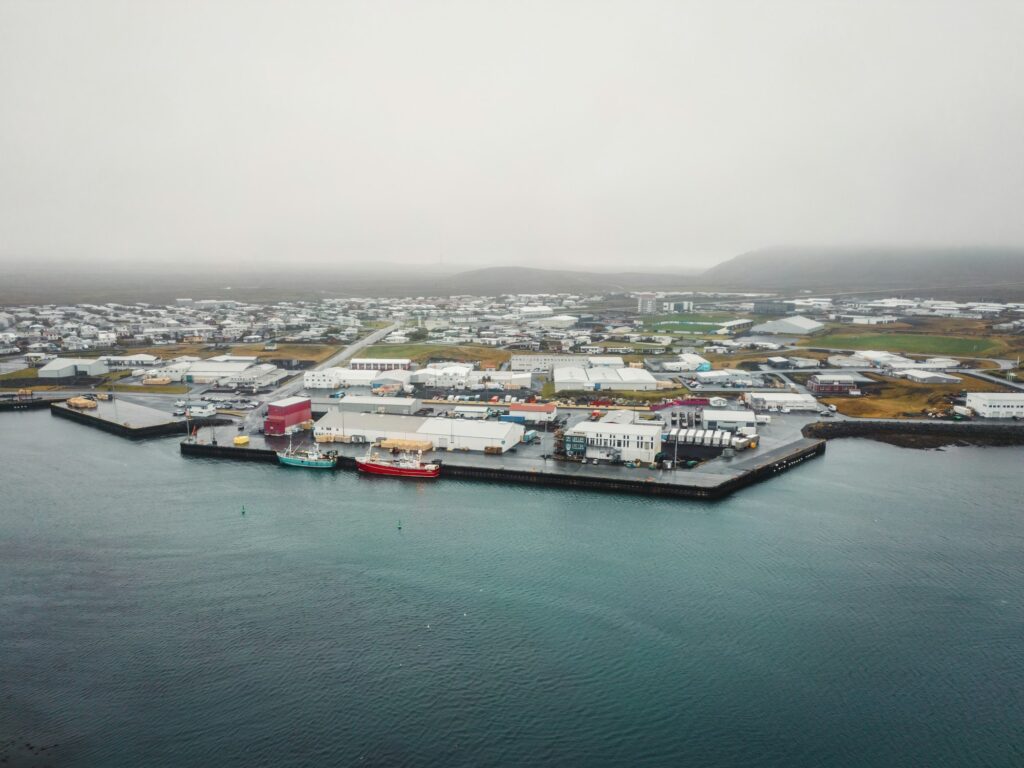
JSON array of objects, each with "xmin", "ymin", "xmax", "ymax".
[
  {"xmin": 174, "ymin": 399, "xmax": 187, "ymax": 407},
  {"xmin": 173, "ymin": 409, "xmax": 186, "ymax": 416}
]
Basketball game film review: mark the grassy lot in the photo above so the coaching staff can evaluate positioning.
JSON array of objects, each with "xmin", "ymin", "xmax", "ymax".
[
  {"xmin": 359, "ymin": 344, "xmax": 512, "ymax": 368},
  {"xmin": 801, "ymin": 332, "xmax": 1006, "ymax": 357},
  {"xmin": 820, "ymin": 372, "xmax": 1011, "ymax": 419},
  {"xmin": 97, "ymin": 382, "xmax": 189, "ymax": 394},
  {"xmin": 0, "ymin": 368, "xmax": 34, "ymax": 382},
  {"xmin": 131, "ymin": 342, "xmax": 340, "ymax": 363},
  {"xmin": 643, "ymin": 312, "xmax": 737, "ymax": 325},
  {"xmin": 229, "ymin": 343, "xmax": 339, "ymax": 363}
]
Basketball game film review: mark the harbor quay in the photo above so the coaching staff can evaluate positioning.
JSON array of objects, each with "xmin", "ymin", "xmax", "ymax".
[
  {"xmin": 48, "ymin": 399, "xmax": 230, "ymax": 439},
  {"xmin": 178, "ymin": 424, "xmax": 827, "ymax": 501}
]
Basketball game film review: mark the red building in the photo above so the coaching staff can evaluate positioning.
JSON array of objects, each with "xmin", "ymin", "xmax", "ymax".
[
  {"xmin": 807, "ymin": 374, "xmax": 861, "ymax": 396},
  {"xmin": 508, "ymin": 402, "xmax": 558, "ymax": 424},
  {"xmin": 263, "ymin": 396, "xmax": 312, "ymax": 436}
]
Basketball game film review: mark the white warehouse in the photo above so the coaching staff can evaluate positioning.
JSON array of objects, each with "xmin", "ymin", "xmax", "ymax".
[
  {"xmin": 38, "ymin": 357, "xmax": 109, "ymax": 378},
  {"xmin": 313, "ymin": 411, "xmax": 524, "ymax": 452},
  {"xmin": 965, "ymin": 392, "xmax": 1024, "ymax": 418},
  {"xmin": 553, "ymin": 366, "xmax": 659, "ymax": 392}
]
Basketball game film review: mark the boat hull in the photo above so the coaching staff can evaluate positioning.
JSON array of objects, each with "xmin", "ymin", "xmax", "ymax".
[
  {"xmin": 277, "ymin": 454, "xmax": 336, "ymax": 469},
  {"xmin": 356, "ymin": 459, "xmax": 440, "ymax": 478}
]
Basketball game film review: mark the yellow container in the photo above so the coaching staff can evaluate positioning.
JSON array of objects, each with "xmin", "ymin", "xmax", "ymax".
[{"xmin": 233, "ymin": 435, "xmax": 250, "ymax": 446}]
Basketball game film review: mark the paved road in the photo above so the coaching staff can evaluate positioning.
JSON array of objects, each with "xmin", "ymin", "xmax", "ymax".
[{"xmin": 236, "ymin": 322, "xmax": 401, "ymax": 429}]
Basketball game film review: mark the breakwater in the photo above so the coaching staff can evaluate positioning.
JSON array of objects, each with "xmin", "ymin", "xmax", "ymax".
[
  {"xmin": 0, "ymin": 396, "xmax": 65, "ymax": 411},
  {"xmin": 802, "ymin": 419, "xmax": 1024, "ymax": 449}
]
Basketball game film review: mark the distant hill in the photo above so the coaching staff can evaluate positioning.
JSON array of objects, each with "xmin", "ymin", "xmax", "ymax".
[
  {"xmin": 432, "ymin": 266, "xmax": 695, "ymax": 296},
  {"xmin": 696, "ymin": 247, "xmax": 1024, "ymax": 293},
  {"xmin": 0, "ymin": 264, "xmax": 696, "ymax": 304}
]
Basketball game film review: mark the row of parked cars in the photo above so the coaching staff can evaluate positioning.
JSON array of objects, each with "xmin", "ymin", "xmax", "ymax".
[{"xmin": 172, "ymin": 396, "xmax": 261, "ymax": 416}]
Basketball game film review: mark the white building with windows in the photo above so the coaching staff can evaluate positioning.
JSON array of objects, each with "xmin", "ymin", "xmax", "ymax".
[
  {"xmin": 965, "ymin": 392, "xmax": 1024, "ymax": 418},
  {"xmin": 565, "ymin": 417, "xmax": 663, "ymax": 463},
  {"xmin": 510, "ymin": 354, "xmax": 580, "ymax": 372}
]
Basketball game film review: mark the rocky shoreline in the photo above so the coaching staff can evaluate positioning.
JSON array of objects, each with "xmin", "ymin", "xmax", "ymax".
[{"xmin": 802, "ymin": 420, "xmax": 1024, "ymax": 450}]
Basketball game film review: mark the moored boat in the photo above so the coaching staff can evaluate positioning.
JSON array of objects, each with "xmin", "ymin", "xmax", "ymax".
[
  {"xmin": 277, "ymin": 442, "xmax": 338, "ymax": 469},
  {"xmin": 356, "ymin": 448, "xmax": 440, "ymax": 479}
]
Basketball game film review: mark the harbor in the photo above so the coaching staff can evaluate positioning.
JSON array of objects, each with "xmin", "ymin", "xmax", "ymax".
[
  {"xmin": 178, "ymin": 426, "xmax": 826, "ymax": 500},
  {"xmin": 49, "ymin": 398, "xmax": 230, "ymax": 439}
]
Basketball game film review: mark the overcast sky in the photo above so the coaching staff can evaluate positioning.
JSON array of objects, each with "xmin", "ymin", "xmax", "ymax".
[{"xmin": 1, "ymin": 0, "xmax": 1022, "ymax": 271}]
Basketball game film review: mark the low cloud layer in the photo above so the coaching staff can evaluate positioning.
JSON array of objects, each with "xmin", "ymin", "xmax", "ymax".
[{"xmin": 1, "ymin": 0, "xmax": 1022, "ymax": 270}]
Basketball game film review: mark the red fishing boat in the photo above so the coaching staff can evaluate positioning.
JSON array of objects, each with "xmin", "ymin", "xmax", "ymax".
[{"xmin": 356, "ymin": 448, "xmax": 441, "ymax": 479}]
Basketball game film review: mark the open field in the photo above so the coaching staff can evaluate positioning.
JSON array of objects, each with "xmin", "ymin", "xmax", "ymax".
[
  {"xmin": 97, "ymin": 383, "xmax": 188, "ymax": 394},
  {"xmin": 229, "ymin": 343, "xmax": 339, "ymax": 363},
  {"xmin": 801, "ymin": 332, "xmax": 1008, "ymax": 357},
  {"xmin": 0, "ymin": 368, "xmax": 34, "ymax": 382},
  {"xmin": 131, "ymin": 342, "xmax": 341, "ymax": 363},
  {"xmin": 643, "ymin": 312, "xmax": 737, "ymax": 327},
  {"xmin": 819, "ymin": 372, "xmax": 1011, "ymax": 418},
  {"xmin": 359, "ymin": 344, "xmax": 512, "ymax": 368}
]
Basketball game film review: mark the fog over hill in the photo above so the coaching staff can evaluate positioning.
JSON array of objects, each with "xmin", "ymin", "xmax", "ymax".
[
  {"xmin": 4, "ymin": 249, "xmax": 1024, "ymax": 304},
  {"xmin": 696, "ymin": 247, "xmax": 1024, "ymax": 293},
  {"xmin": 0, "ymin": 264, "xmax": 697, "ymax": 304}
]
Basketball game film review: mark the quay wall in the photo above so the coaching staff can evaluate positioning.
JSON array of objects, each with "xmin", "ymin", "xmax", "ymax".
[
  {"xmin": 0, "ymin": 397, "xmax": 65, "ymax": 412},
  {"xmin": 51, "ymin": 403, "xmax": 230, "ymax": 439},
  {"xmin": 180, "ymin": 438, "xmax": 827, "ymax": 501}
]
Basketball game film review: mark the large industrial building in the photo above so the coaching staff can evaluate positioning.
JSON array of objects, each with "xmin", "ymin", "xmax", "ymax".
[
  {"xmin": 313, "ymin": 411, "xmax": 524, "ymax": 452},
  {"xmin": 965, "ymin": 392, "xmax": 1024, "ymax": 418},
  {"xmin": 311, "ymin": 395, "xmax": 422, "ymax": 416},
  {"xmin": 37, "ymin": 357, "xmax": 109, "ymax": 378},
  {"xmin": 507, "ymin": 402, "xmax": 558, "ymax": 424},
  {"xmin": 702, "ymin": 409, "xmax": 757, "ymax": 432},
  {"xmin": 564, "ymin": 414, "xmax": 663, "ymax": 463},
  {"xmin": 146, "ymin": 355, "xmax": 284, "ymax": 386},
  {"xmin": 410, "ymin": 365, "xmax": 532, "ymax": 390},
  {"xmin": 750, "ymin": 316, "xmax": 825, "ymax": 335},
  {"xmin": 510, "ymin": 354, "xmax": 580, "ymax": 372},
  {"xmin": 263, "ymin": 397, "xmax": 312, "ymax": 436},
  {"xmin": 902, "ymin": 370, "xmax": 961, "ymax": 384},
  {"xmin": 743, "ymin": 392, "xmax": 820, "ymax": 411},
  {"xmin": 304, "ymin": 367, "xmax": 413, "ymax": 391},
  {"xmin": 349, "ymin": 358, "xmax": 412, "ymax": 371},
  {"xmin": 662, "ymin": 353, "xmax": 711, "ymax": 372},
  {"xmin": 716, "ymin": 319, "xmax": 754, "ymax": 335},
  {"xmin": 553, "ymin": 366, "xmax": 659, "ymax": 392},
  {"xmin": 807, "ymin": 373, "xmax": 863, "ymax": 395}
]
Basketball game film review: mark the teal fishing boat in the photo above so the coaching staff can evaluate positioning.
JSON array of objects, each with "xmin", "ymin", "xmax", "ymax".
[{"xmin": 277, "ymin": 439, "xmax": 338, "ymax": 469}]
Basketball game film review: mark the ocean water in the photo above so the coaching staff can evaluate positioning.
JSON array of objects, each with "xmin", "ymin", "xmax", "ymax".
[{"xmin": 1, "ymin": 410, "xmax": 1022, "ymax": 767}]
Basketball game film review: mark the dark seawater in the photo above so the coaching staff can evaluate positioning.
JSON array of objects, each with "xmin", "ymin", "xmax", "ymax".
[{"xmin": 1, "ymin": 410, "xmax": 1022, "ymax": 767}]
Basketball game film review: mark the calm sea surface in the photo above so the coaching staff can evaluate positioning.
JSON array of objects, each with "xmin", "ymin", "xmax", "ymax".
[{"xmin": 1, "ymin": 410, "xmax": 1022, "ymax": 767}]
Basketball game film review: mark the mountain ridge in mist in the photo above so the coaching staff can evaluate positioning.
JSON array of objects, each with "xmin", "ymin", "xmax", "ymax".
[{"xmin": 697, "ymin": 246, "xmax": 1024, "ymax": 292}]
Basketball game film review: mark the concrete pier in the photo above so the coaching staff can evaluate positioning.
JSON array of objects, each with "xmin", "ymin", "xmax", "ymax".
[
  {"xmin": 179, "ymin": 436, "xmax": 826, "ymax": 500},
  {"xmin": 51, "ymin": 401, "xmax": 230, "ymax": 439}
]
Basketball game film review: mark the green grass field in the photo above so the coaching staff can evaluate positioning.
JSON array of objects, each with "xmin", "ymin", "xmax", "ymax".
[
  {"xmin": 359, "ymin": 344, "xmax": 512, "ymax": 368},
  {"xmin": 643, "ymin": 313, "xmax": 738, "ymax": 330},
  {"xmin": 802, "ymin": 332, "xmax": 1004, "ymax": 357}
]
